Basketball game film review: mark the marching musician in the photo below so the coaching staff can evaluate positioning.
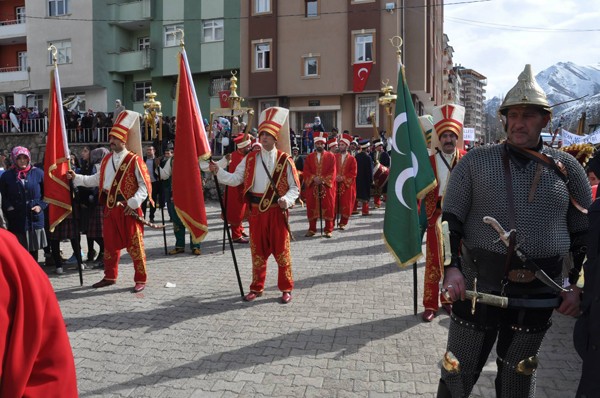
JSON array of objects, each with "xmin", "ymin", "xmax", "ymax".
[
  {"xmin": 68, "ymin": 110, "xmax": 152, "ymax": 293},
  {"xmin": 422, "ymin": 104, "xmax": 467, "ymax": 322}
]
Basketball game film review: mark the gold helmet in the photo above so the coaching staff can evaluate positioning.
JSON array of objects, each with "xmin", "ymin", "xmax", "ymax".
[{"xmin": 499, "ymin": 64, "xmax": 551, "ymax": 115}]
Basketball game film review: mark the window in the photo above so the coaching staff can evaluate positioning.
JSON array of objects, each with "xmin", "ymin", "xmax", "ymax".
[
  {"xmin": 354, "ymin": 32, "xmax": 375, "ymax": 62},
  {"xmin": 48, "ymin": 40, "xmax": 71, "ymax": 64},
  {"xmin": 302, "ymin": 55, "xmax": 319, "ymax": 78},
  {"xmin": 253, "ymin": 41, "xmax": 271, "ymax": 71},
  {"xmin": 202, "ymin": 19, "xmax": 224, "ymax": 42},
  {"xmin": 356, "ymin": 95, "xmax": 378, "ymax": 127},
  {"xmin": 259, "ymin": 99, "xmax": 277, "ymax": 113},
  {"xmin": 48, "ymin": 0, "xmax": 69, "ymax": 16},
  {"xmin": 33, "ymin": 95, "xmax": 44, "ymax": 111},
  {"xmin": 210, "ymin": 77, "xmax": 230, "ymax": 97},
  {"xmin": 164, "ymin": 24, "xmax": 184, "ymax": 47},
  {"xmin": 138, "ymin": 37, "xmax": 150, "ymax": 50},
  {"xmin": 134, "ymin": 81, "xmax": 152, "ymax": 102},
  {"xmin": 16, "ymin": 7, "xmax": 25, "ymax": 23},
  {"xmin": 306, "ymin": 0, "xmax": 318, "ymax": 17},
  {"xmin": 18, "ymin": 52, "xmax": 27, "ymax": 71},
  {"xmin": 254, "ymin": 0, "xmax": 271, "ymax": 14},
  {"xmin": 63, "ymin": 92, "xmax": 85, "ymax": 112}
]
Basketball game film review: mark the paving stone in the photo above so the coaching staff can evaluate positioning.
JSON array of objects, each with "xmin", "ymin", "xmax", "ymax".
[{"xmin": 51, "ymin": 202, "xmax": 581, "ymax": 397}]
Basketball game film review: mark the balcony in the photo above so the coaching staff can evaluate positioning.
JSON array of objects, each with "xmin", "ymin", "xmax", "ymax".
[
  {"xmin": 0, "ymin": 19, "xmax": 26, "ymax": 45},
  {"xmin": 110, "ymin": 48, "xmax": 154, "ymax": 73},
  {"xmin": 110, "ymin": 0, "xmax": 152, "ymax": 31},
  {"xmin": 0, "ymin": 66, "xmax": 27, "ymax": 83}
]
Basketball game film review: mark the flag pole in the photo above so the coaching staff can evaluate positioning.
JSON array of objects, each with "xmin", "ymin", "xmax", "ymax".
[{"xmin": 49, "ymin": 44, "xmax": 84, "ymax": 286}]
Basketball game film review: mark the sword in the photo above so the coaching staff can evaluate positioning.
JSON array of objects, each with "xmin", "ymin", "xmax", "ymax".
[
  {"xmin": 117, "ymin": 202, "xmax": 166, "ymax": 229},
  {"xmin": 482, "ymin": 216, "xmax": 570, "ymax": 293},
  {"xmin": 441, "ymin": 220, "xmax": 451, "ymax": 266}
]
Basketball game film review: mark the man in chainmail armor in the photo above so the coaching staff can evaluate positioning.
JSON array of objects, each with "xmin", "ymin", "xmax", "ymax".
[{"xmin": 436, "ymin": 64, "xmax": 590, "ymax": 397}]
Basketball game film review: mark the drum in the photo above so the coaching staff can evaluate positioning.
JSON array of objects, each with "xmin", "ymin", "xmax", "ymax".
[{"xmin": 373, "ymin": 163, "xmax": 389, "ymax": 189}]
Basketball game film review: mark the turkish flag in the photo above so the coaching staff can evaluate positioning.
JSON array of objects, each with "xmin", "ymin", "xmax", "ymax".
[
  {"xmin": 172, "ymin": 48, "xmax": 212, "ymax": 243},
  {"xmin": 219, "ymin": 90, "xmax": 230, "ymax": 108},
  {"xmin": 353, "ymin": 61, "xmax": 373, "ymax": 93},
  {"xmin": 44, "ymin": 65, "xmax": 72, "ymax": 232}
]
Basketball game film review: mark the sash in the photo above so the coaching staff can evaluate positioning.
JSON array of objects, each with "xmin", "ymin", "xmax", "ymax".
[
  {"xmin": 258, "ymin": 153, "xmax": 290, "ymax": 212},
  {"xmin": 104, "ymin": 152, "xmax": 137, "ymax": 208}
]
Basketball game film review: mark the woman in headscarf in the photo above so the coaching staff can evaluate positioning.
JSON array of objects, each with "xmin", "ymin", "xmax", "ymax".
[{"xmin": 0, "ymin": 146, "xmax": 47, "ymax": 260}]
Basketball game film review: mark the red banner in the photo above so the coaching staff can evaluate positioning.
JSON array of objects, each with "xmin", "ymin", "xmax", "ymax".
[
  {"xmin": 43, "ymin": 67, "xmax": 72, "ymax": 232},
  {"xmin": 172, "ymin": 48, "xmax": 212, "ymax": 243},
  {"xmin": 353, "ymin": 61, "xmax": 373, "ymax": 93},
  {"xmin": 219, "ymin": 90, "xmax": 230, "ymax": 108}
]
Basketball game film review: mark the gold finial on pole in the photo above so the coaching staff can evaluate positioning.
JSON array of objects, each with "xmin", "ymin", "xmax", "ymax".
[
  {"xmin": 227, "ymin": 70, "xmax": 242, "ymax": 110},
  {"xmin": 390, "ymin": 35, "xmax": 403, "ymax": 64},
  {"xmin": 143, "ymin": 92, "xmax": 162, "ymax": 141},
  {"xmin": 379, "ymin": 78, "xmax": 397, "ymax": 139},
  {"xmin": 176, "ymin": 28, "xmax": 185, "ymax": 48},
  {"xmin": 48, "ymin": 44, "xmax": 58, "ymax": 66}
]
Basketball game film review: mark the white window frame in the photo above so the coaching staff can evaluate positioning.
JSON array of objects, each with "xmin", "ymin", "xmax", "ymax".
[
  {"xmin": 202, "ymin": 19, "xmax": 224, "ymax": 43},
  {"xmin": 306, "ymin": 0, "xmax": 319, "ymax": 17},
  {"xmin": 16, "ymin": 7, "xmax": 26, "ymax": 23},
  {"xmin": 164, "ymin": 24, "xmax": 184, "ymax": 47},
  {"xmin": 48, "ymin": 0, "xmax": 69, "ymax": 17},
  {"xmin": 353, "ymin": 30, "xmax": 375, "ymax": 63},
  {"xmin": 33, "ymin": 94, "xmax": 44, "ymax": 111},
  {"xmin": 138, "ymin": 37, "xmax": 150, "ymax": 50},
  {"xmin": 134, "ymin": 81, "xmax": 152, "ymax": 102},
  {"xmin": 254, "ymin": 0, "xmax": 271, "ymax": 15},
  {"xmin": 253, "ymin": 40, "xmax": 272, "ymax": 72},
  {"xmin": 48, "ymin": 40, "xmax": 71, "ymax": 65},
  {"xmin": 302, "ymin": 55, "xmax": 320, "ymax": 78},
  {"xmin": 356, "ymin": 94, "xmax": 378, "ymax": 128},
  {"xmin": 18, "ymin": 51, "xmax": 27, "ymax": 71}
]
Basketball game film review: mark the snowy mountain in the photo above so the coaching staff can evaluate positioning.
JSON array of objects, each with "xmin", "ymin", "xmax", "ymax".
[{"xmin": 485, "ymin": 62, "xmax": 600, "ymax": 137}]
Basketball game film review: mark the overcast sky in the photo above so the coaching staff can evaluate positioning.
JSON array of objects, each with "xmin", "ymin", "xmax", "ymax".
[{"xmin": 442, "ymin": 0, "xmax": 600, "ymax": 99}]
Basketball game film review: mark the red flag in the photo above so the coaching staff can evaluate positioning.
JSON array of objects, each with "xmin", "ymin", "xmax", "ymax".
[
  {"xmin": 172, "ymin": 49, "xmax": 212, "ymax": 243},
  {"xmin": 218, "ymin": 90, "xmax": 230, "ymax": 108},
  {"xmin": 353, "ymin": 61, "xmax": 373, "ymax": 93},
  {"xmin": 43, "ymin": 66, "xmax": 72, "ymax": 232}
]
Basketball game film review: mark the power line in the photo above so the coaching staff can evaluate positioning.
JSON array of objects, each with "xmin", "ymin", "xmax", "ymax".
[
  {"xmin": 24, "ymin": 0, "xmax": 492, "ymax": 23},
  {"xmin": 445, "ymin": 16, "xmax": 600, "ymax": 33}
]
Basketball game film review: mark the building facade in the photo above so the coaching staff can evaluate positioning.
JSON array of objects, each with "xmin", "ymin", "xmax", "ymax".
[
  {"xmin": 456, "ymin": 66, "xmax": 486, "ymax": 141},
  {"xmin": 0, "ymin": 0, "xmax": 239, "ymax": 117},
  {"xmin": 239, "ymin": 0, "xmax": 445, "ymax": 139}
]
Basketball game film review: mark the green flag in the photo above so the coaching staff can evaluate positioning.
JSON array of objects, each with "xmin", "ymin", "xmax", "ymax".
[{"xmin": 383, "ymin": 64, "xmax": 436, "ymax": 267}]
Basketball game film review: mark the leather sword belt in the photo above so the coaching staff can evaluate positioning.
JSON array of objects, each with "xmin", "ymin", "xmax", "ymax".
[
  {"xmin": 461, "ymin": 244, "xmax": 563, "ymax": 295},
  {"xmin": 249, "ymin": 194, "xmax": 263, "ymax": 204}
]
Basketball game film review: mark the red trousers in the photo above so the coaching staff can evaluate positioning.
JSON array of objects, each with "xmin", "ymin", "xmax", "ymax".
[
  {"xmin": 102, "ymin": 205, "xmax": 147, "ymax": 284},
  {"xmin": 423, "ymin": 208, "xmax": 450, "ymax": 311},
  {"xmin": 309, "ymin": 219, "xmax": 334, "ymax": 234},
  {"xmin": 248, "ymin": 203, "xmax": 293, "ymax": 293}
]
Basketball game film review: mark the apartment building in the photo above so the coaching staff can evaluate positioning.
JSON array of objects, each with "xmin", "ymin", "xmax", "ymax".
[
  {"xmin": 0, "ymin": 0, "xmax": 239, "ymax": 117},
  {"xmin": 239, "ymin": 0, "xmax": 445, "ymax": 137},
  {"xmin": 456, "ymin": 66, "xmax": 486, "ymax": 140}
]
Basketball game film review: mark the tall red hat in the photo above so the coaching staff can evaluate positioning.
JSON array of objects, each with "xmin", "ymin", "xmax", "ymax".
[
  {"xmin": 314, "ymin": 131, "xmax": 327, "ymax": 144},
  {"xmin": 233, "ymin": 134, "xmax": 251, "ymax": 149},
  {"xmin": 339, "ymin": 133, "xmax": 353, "ymax": 146}
]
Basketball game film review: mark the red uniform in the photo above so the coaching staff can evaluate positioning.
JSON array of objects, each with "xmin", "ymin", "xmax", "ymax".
[
  {"xmin": 423, "ymin": 149, "xmax": 465, "ymax": 312},
  {"xmin": 78, "ymin": 150, "xmax": 153, "ymax": 284},
  {"xmin": 224, "ymin": 149, "xmax": 248, "ymax": 240},
  {"xmin": 217, "ymin": 148, "xmax": 300, "ymax": 294},
  {"xmin": 0, "ymin": 229, "xmax": 78, "ymax": 397},
  {"xmin": 303, "ymin": 150, "xmax": 337, "ymax": 234},
  {"xmin": 335, "ymin": 152, "xmax": 357, "ymax": 228}
]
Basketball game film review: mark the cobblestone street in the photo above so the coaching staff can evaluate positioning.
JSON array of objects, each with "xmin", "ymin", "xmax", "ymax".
[{"xmin": 50, "ymin": 202, "xmax": 582, "ymax": 397}]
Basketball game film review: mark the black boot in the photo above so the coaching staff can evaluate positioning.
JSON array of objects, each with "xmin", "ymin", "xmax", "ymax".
[{"xmin": 437, "ymin": 379, "xmax": 453, "ymax": 398}]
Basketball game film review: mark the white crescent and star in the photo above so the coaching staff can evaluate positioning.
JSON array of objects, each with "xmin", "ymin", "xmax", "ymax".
[
  {"xmin": 390, "ymin": 111, "xmax": 421, "ymax": 210},
  {"xmin": 357, "ymin": 67, "xmax": 368, "ymax": 80}
]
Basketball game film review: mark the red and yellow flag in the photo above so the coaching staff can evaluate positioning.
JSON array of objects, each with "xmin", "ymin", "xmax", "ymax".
[
  {"xmin": 43, "ymin": 66, "xmax": 72, "ymax": 232},
  {"xmin": 172, "ymin": 48, "xmax": 211, "ymax": 242}
]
